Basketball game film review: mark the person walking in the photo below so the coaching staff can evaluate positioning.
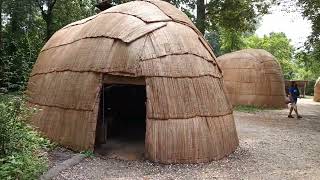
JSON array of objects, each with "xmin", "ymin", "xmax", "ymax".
[{"xmin": 288, "ymin": 82, "xmax": 302, "ymax": 119}]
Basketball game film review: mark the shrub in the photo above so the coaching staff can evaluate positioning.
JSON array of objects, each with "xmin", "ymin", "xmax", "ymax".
[{"xmin": 0, "ymin": 95, "xmax": 52, "ymax": 179}]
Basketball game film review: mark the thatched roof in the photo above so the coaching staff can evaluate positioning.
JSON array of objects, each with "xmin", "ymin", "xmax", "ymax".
[
  {"xmin": 217, "ymin": 49, "xmax": 287, "ymax": 108},
  {"xmin": 26, "ymin": 0, "xmax": 238, "ymax": 163},
  {"xmin": 314, "ymin": 77, "xmax": 320, "ymax": 102}
]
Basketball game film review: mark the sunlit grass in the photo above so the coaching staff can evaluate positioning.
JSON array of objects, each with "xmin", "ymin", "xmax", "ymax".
[{"xmin": 233, "ymin": 105, "xmax": 280, "ymax": 113}]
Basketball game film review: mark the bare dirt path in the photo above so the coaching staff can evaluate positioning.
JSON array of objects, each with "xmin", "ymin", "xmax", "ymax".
[{"xmin": 54, "ymin": 98, "xmax": 320, "ymax": 180}]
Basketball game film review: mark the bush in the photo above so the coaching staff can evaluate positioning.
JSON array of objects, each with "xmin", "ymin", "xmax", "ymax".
[{"xmin": 0, "ymin": 95, "xmax": 52, "ymax": 179}]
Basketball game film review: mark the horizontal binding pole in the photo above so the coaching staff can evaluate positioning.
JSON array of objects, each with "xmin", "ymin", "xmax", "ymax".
[
  {"xmin": 147, "ymin": 112, "xmax": 234, "ymax": 121},
  {"xmin": 103, "ymin": 75, "xmax": 146, "ymax": 85}
]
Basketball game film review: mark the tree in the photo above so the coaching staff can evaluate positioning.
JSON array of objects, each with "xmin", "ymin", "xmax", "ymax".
[
  {"xmin": 297, "ymin": 0, "xmax": 320, "ymax": 44},
  {"xmin": 296, "ymin": 0, "xmax": 320, "ymax": 80},
  {"xmin": 36, "ymin": 0, "xmax": 58, "ymax": 40},
  {"xmin": 53, "ymin": 0, "xmax": 96, "ymax": 30},
  {"xmin": 242, "ymin": 32, "xmax": 295, "ymax": 79},
  {"xmin": 196, "ymin": 0, "xmax": 205, "ymax": 34},
  {"xmin": 0, "ymin": 0, "xmax": 97, "ymax": 92},
  {"xmin": 203, "ymin": 0, "xmax": 276, "ymax": 54},
  {"xmin": 294, "ymin": 50, "xmax": 319, "ymax": 80}
]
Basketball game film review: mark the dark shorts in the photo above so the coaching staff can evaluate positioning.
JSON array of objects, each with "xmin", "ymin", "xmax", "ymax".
[{"xmin": 292, "ymin": 98, "xmax": 297, "ymax": 104}]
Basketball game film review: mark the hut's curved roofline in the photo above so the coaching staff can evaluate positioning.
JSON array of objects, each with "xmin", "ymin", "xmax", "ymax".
[{"xmin": 217, "ymin": 49, "xmax": 275, "ymax": 64}]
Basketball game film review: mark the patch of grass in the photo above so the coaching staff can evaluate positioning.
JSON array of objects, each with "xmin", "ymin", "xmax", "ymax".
[
  {"xmin": 234, "ymin": 105, "xmax": 266, "ymax": 113},
  {"xmin": 81, "ymin": 150, "xmax": 94, "ymax": 157},
  {"xmin": 234, "ymin": 105, "xmax": 281, "ymax": 113},
  {"xmin": 0, "ymin": 94, "xmax": 53, "ymax": 179}
]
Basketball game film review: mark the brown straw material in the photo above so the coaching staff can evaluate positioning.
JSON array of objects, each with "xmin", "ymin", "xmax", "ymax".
[
  {"xmin": 217, "ymin": 49, "xmax": 287, "ymax": 108},
  {"xmin": 27, "ymin": 0, "xmax": 238, "ymax": 163},
  {"xmin": 314, "ymin": 77, "xmax": 320, "ymax": 102}
]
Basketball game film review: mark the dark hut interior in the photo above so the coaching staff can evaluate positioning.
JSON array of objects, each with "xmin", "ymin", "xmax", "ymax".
[{"xmin": 95, "ymin": 84, "xmax": 147, "ymax": 159}]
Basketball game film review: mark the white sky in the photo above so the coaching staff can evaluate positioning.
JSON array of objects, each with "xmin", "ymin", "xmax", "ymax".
[{"xmin": 256, "ymin": 4, "xmax": 312, "ymax": 49}]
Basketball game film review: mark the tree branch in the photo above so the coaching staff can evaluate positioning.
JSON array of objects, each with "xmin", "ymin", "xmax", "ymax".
[
  {"xmin": 49, "ymin": 0, "xmax": 57, "ymax": 11},
  {"xmin": 36, "ymin": 0, "xmax": 46, "ymax": 17}
]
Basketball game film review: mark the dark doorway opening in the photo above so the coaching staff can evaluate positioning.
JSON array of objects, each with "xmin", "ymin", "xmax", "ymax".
[{"xmin": 95, "ymin": 84, "xmax": 146, "ymax": 160}]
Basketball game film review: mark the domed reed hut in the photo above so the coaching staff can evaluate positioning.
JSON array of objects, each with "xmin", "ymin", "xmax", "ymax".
[
  {"xmin": 314, "ymin": 77, "xmax": 320, "ymax": 102},
  {"xmin": 217, "ymin": 49, "xmax": 286, "ymax": 108},
  {"xmin": 26, "ymin": 0, "xmax": 238, "ymax": 163}
]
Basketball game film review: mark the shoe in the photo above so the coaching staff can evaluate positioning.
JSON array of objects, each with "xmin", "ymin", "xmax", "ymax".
[
  {"xmin": 297, "ymin": 115, "xmax": 302, "ymax": 119},
  {"xmin": 288, "ymin": 115, "xmax": 294, "ymax": 118}
]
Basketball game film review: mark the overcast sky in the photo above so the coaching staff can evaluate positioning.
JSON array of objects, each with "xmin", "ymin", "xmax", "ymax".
[{"xmin": 255, "ymin": 4, "xmax": 312, "ymax": 49}]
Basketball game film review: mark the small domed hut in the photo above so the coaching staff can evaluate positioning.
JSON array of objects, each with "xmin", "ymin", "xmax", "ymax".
[
  {"xmin": 26, "ymin": 0, "xmax": 238, "ymax": 163},
  {"xmin": 217, "ymin": 49, "xmax": 286, "ymax": 108}
]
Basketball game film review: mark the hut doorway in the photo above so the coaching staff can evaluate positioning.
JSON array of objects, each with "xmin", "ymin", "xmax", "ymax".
[{"xmin": 95, "ymin": 76, "xmax": 147, "ymax": 160}]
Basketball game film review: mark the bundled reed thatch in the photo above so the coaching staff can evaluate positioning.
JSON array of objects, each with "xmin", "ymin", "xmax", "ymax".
[
  {"xmin": 26, "ymin": 0, "xmax": 238, "ymax": 163},
  {"xmin": 314, "ymin": 77, "xmax": 320, "ymax": 102},
  {"xmin": 217, "ymin": 49, "xmax": 287, "ymax": 108}
]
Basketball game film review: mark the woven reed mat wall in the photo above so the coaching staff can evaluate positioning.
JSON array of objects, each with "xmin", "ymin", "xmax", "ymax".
[
  {"xmin": 217, "ymin": 49, "xmax": 287, "ymax": 108},
  {"xmin": 26, "ymin": 0, "xmax": 238, "ymax": 163},
  {"xmin": 314, "ymin": 77, "xmax": 320, "ymax": 102}
]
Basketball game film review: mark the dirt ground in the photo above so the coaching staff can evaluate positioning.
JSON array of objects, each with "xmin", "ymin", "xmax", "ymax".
[{"xmin": 53, "ymin": 98, "xmax": 320, "ymax": 180}]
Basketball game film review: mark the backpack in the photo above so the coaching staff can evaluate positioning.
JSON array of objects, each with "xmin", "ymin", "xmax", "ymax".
[{"xmin": 294, "ymin": 88, "xmax": 300, "ymax": 97}]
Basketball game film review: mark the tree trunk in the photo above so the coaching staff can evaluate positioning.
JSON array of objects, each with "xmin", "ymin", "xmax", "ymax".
[
  {"xmin": 45, "ymin": 14, "xmax": 53, "ymax": 41},
  {"xmin": 37, "ymin": 0, "xmax": 57, "ymax": 41},
  {"xmin": 196, "ymin": 0, "xmax": 205, "ymax": 35},
  {"xmin": 0, "ymin": 0, "xmax": 2, "ymax": 49}
]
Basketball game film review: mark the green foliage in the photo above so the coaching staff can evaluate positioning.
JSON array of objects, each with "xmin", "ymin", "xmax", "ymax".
[
  {"xmin": 52, "ymin": 0, "xmax": 96, "ymax": 34},
  {"xmin": 219, "ymin": 31, "xmax": 246, "ymax": 54},
  {"xmin": 206, "ymin": 0, "xmax": 276, "ymax": 53},
  {"xmin": 81, "ymin": 150, "xmax": 94, "ymax": 157},
  {"xmin": 242, "ymin": 32, "xmax": 295, "ymax": 79},
  {"xmin": 205, "ymin": 32, "xmax": 221, "ymax": 56},
  {"xmin": 297, "ymin": 0, "xmax": 320, "ymax": 44},
  {"xmin": 297, "ymin": 0, "xmax": 320, "ymax": 80},
  {"xmin": 294, "ymin": 50, "xmax": 320, "ymax": 80},
  {"xmin": 234, "ymin": 105, "xmax": 278, "ymax": 113},
  {"xmin": 0, "ymin": 95, "xmax": 52, "ymax": 179},
  {"xmin": 0, "ymin": 0, "xmax": 96, "ymax": 93}
]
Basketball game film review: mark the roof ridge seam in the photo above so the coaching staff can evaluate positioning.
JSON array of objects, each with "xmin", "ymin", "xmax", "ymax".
[
  {"xmin": 43, "ymin": 22, "xmax": 167, "ymax": 51},
  {"xmin": 30, "ymin": 70, "xmax": 222, "ymax": 79},
  {"xmin": 141, "ymin": 52, "xmax": 215, "ymax": 64}
]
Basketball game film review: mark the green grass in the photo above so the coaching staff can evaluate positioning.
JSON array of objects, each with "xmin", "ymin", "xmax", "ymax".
[
  {"xmin": 233, "ymin": 104, "xmax": 282, "ymax": 113},
  {"xmin": 81, "ymin": 150, "xmax": 94, "ymax": 157},
  {"xmin": 233, "ymin": 105, "xmax": 264, "ymax": 113}
]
